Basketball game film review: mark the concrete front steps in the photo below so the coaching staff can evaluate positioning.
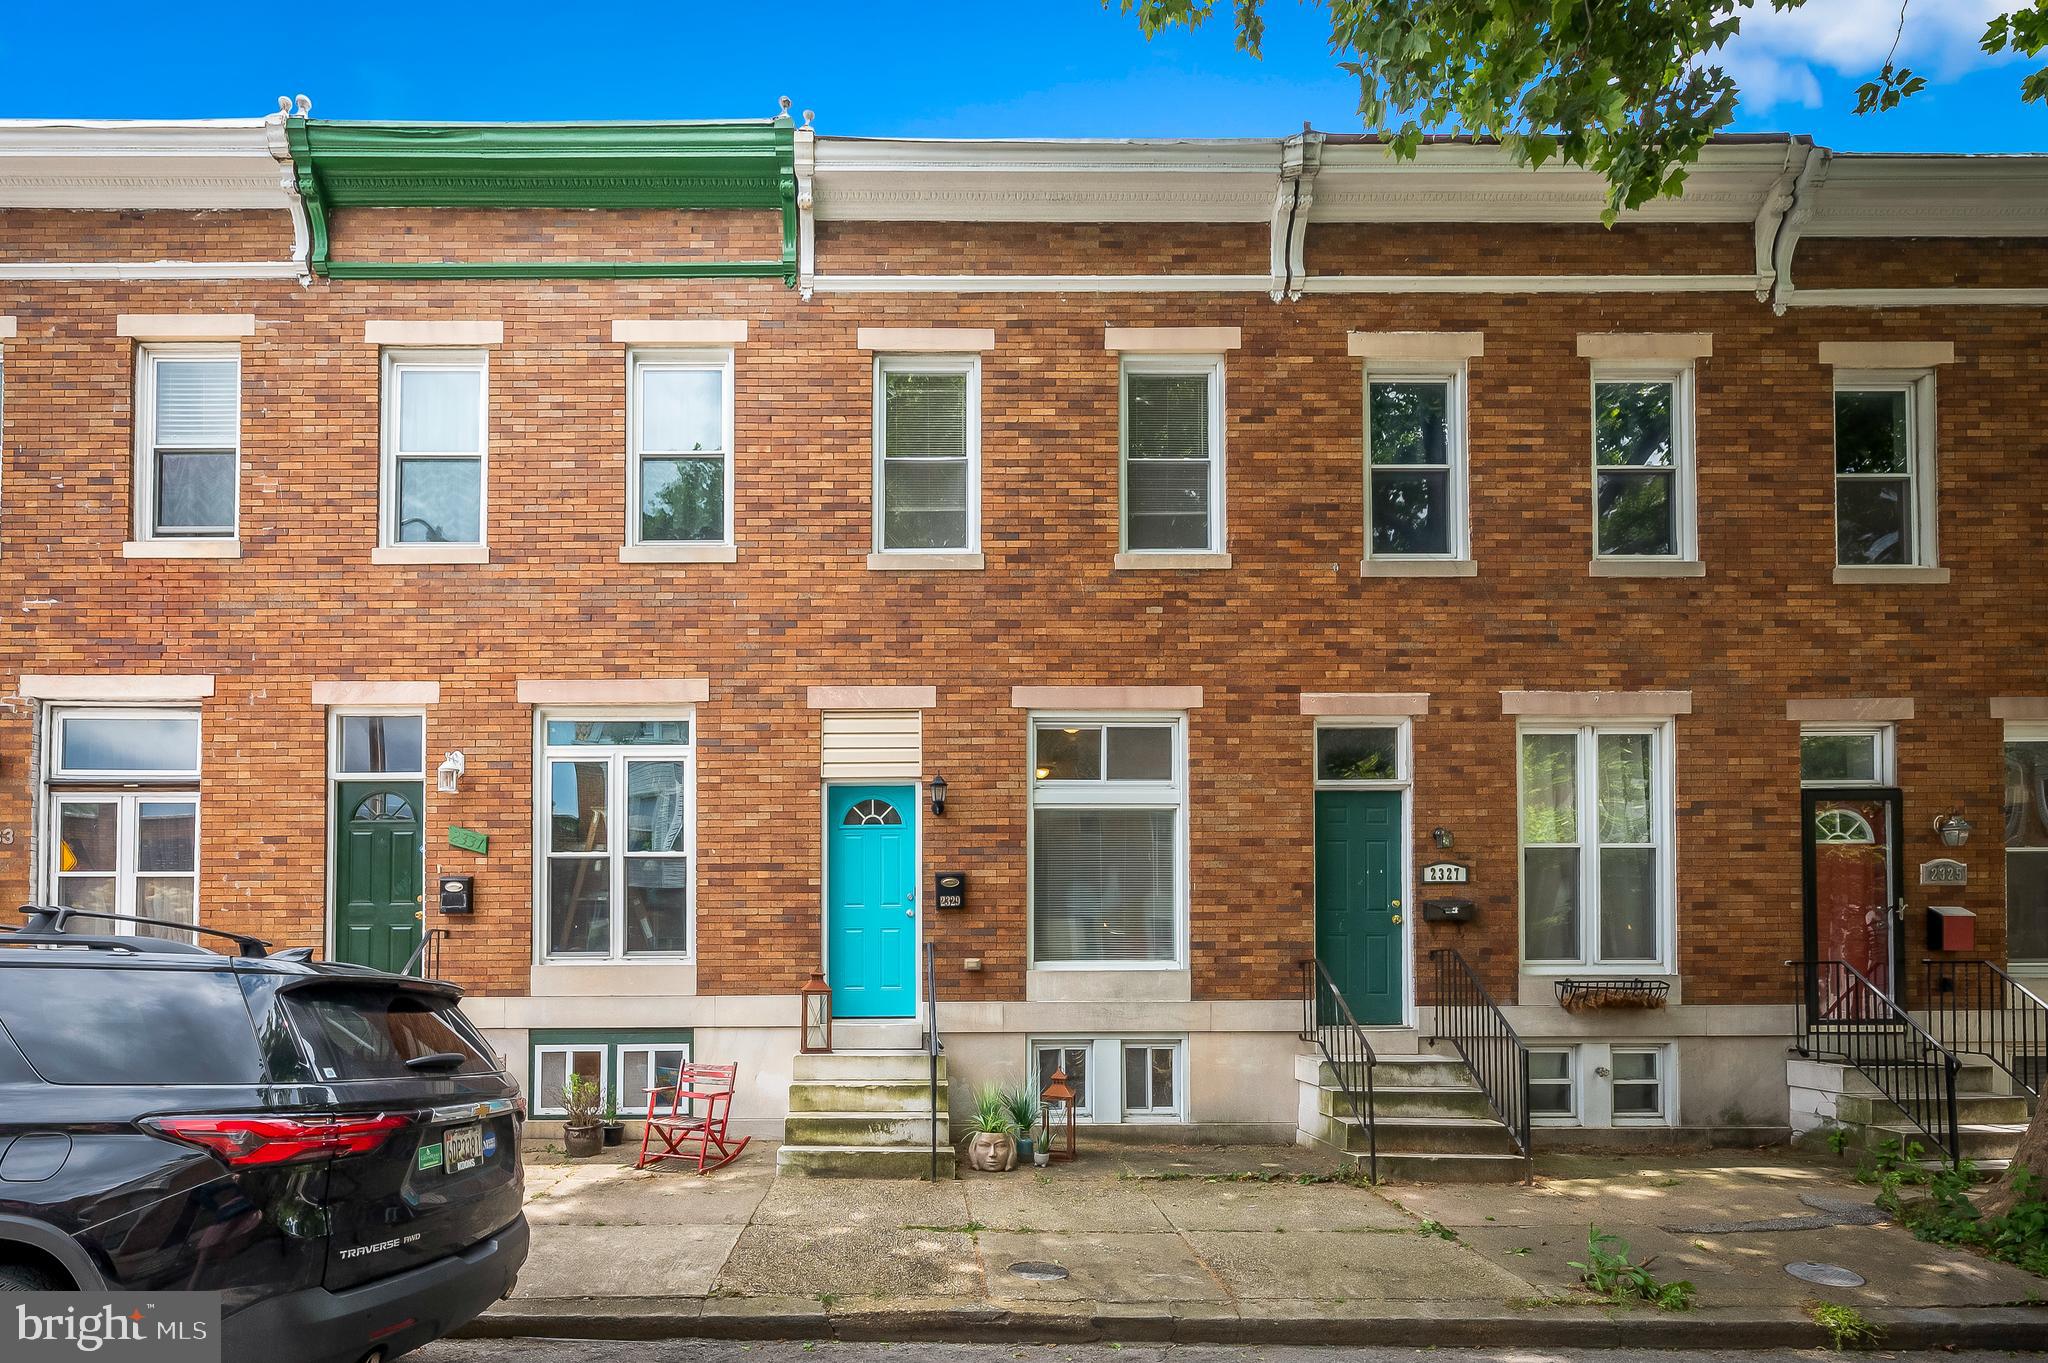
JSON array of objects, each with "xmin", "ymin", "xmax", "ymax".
[
  {"xmin": 1295, "ymin": 1051, "xmax": 1529, "ymax": 1183},
  {"xmin": 1789, "ymin": 1053, "xmax": 2038, "ymax": 1171},
  {"xmin": 778, "ymin": 1048, "xmax": 955, "ymax": 1178}
]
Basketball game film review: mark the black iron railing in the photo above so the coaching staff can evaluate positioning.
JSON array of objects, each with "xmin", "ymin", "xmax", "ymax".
[
  {"xmin": 924, "ymin": 941, "xmax": 944, "ymax": 1182},
  {"xmin": 1299, "ymin": 958, "xmax": 1377, "ymax": 1184},
  {"xmin": 1426, "ymin": 947, "xmax": 1532, "ymax": 1180},
  {"xmin": 1790, "ymin": 958, "xmax": 1961, "ymax": 1166},
  {"xmin": 402, "ymin": 928, "xmax": 450, "ymax": 980},
  {"xmin": 1921, "ymin": 958, "xmax": 2046, "ymax": 1099}
]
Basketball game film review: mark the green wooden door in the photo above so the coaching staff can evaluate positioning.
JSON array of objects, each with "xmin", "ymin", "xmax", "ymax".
[
  {"xmin": 334, "ymin": 780, "xmax": 424, "ymax": 972},
  {"xmin": 1315, "ymin": 789, "xmax": 1404, "ymax": 1025}
]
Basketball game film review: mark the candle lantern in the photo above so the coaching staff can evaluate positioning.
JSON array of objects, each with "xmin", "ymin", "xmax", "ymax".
[
  {"xmin": 1040, "ymin": 1067, "xmax": 1077, "ymax": 1162},
  {"xmin": 799, "ymin": 972, "xmax": 833, "ymax": 1054}
]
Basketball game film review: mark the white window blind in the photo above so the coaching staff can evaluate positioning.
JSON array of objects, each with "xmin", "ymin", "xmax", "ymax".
[{"xmin": 879, "ymin": 366, "xmax": 972, "ymax": 551}]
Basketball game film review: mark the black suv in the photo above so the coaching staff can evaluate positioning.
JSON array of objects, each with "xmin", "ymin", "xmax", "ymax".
[{"xmin": 0, "ymin": 906, "xmax": 527, "ymax": 1363}]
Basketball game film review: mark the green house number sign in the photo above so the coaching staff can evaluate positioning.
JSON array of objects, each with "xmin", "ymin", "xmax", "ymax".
[{"xmin": 448, "ymin": 826, "xmax": 488, "ymax": 855}]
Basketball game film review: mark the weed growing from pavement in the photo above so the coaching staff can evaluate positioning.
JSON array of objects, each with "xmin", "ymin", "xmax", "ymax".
[
  {"xmin": 904, "ymin": 1221, "xmax": 985, "ymax": 1234},
  {"xmin": 1569, "ymin": 1225, "xmax": 1697, "ymax": 1310},
  {"xmin": 1416, "ymin": 1218, "xmax": 1458, "ymax": 1241},
  {"xmin": 1807, "ymin": 1300, "xmax": 1880, "ymax": 1351},
  {"xmin": 1854, "ymin": 1140, "xmax": 2048, "ymax": 1276}
]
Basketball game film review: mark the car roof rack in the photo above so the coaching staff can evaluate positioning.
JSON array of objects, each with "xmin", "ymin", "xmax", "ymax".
[{"xmin": 10, "ymin": 905, "xmax": 273, "ymax": 959}]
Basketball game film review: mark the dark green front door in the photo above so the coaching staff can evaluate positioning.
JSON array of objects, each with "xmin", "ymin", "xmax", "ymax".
[
  {"xmin": 334, "ymin": 780, "xmax": 423, "ymax": 972},
  {"xmin": 1315, "ymin": 789, "xmax": 1403, "ymax": 1025}
]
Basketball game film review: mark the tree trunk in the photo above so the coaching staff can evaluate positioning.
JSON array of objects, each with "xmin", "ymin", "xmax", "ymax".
[{"xmin": 1977, "ymin": 1100, "xmax": 2048, "ymax": 1219}]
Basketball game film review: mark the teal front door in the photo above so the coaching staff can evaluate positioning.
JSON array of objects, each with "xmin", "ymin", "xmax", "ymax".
[
  {"xmin": 1315, "ymin": 789, "xmax": 1404, "ymax": 1025},
  {"xmin": 826, "ymin": 783, "xmax": 918, "ymax": 1018}
]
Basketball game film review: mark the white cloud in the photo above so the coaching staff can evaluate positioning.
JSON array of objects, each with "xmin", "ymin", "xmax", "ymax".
[{"xmin": 1719, "ymin": 0, "xmax": 2012, "ymax": 111}]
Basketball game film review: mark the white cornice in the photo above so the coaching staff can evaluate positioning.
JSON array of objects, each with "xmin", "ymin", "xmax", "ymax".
[
  {"xmin": 1802, "ymin": 154, "xmax": 2048, "ymax": 238},
  {"xmin": 0, "ymin": 117, "xmax": 297, "ymax": 210}
]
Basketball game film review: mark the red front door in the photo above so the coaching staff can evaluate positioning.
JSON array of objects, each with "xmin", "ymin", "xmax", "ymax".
[{"xmin": 1803, "ymin": 788, "xmax": 1903, "ymax": 1013}]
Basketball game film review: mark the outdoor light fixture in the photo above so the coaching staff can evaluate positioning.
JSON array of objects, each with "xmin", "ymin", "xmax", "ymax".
[
  {"xmin": 929, "ymin": 774, "xmax": 948, "ymax": 817},
  {"xmin": 799, "ymin": 972, "xmax": 833, "ymax": 1054},
  {"xmin": 436, "ymin": 750, "xmax": 465, "ymax": 794},
  {"xmin": 1933, "ymin": 809, "xmax": 1974, "ymax": 848},
  {"xmin": 1432, "ymin": 827, "xmax": 1454, "ymax": 849}
]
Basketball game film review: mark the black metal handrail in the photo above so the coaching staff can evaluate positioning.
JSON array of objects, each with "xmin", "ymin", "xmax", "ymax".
[
  {"xmin": 1921, "ymin": 957, "xmax": 2045, "ymax": 1099},
  {"xmin": 402, "ymin": 928, "xmax": 450, "ymax": 980},
  {"xmin": 1789, "ymin": 958, "xmax": 1962, "ymax": 1166},
  {"xmin": 924, "ymin": 941, "xmax": 944, "ymax": 1182},
  {"xmin": 1426, "ymin": 947, "xmax": 1532, "ymax": 1180},
  {"xmin": 1299, "ymin": 958, "xmax": 1377, "ymax": 1184}
]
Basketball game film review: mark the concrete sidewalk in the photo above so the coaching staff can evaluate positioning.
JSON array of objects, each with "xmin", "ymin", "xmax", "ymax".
[{"xmin": 465, "ymin": 1143, "xmax": 2048, "ymax": 1349}]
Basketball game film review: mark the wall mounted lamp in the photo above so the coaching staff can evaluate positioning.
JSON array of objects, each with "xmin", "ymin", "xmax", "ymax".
[
  {"xmin": 1431, "ymin": 826, "xmax": 1454, "ymax": 850},
  {"xmin": 437, "ymin": 750, "xmax": 466, "ymax": 795},
  {"xmin": 1932, "ymin": 809, "xmax": 1973, "ymax": 848},
  {"xmin": 929, "ymin": 774, "xmax": 948, "ymax": 817}
]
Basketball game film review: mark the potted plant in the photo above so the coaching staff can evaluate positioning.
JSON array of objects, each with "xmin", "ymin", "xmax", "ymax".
[
  {"xmin": 1004, "ymin": 1082, "xmax": 1040, "ymax": 1166},
  {"xmin": 960, "ymin": 1083, "xmax": 1017, "ymax": 1172},
  {"xmin": 561, "ymin": 1073, "xmax": 604, "ymax": 1158}
]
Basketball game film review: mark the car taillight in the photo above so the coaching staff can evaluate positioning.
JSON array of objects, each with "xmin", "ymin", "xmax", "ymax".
[{"xmin": 145, "ymin": 1114, "xmax": 412, "ymax": 1167}]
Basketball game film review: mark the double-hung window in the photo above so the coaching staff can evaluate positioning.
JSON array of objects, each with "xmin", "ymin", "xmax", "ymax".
[
  {"xmin": 875, "ymin": 356, "xmax": 978, "ymax": 554},
  {"xmin": 1029, "ymin": 717, "xmax": 1184, "ymax": 968},
  {"xmin": 1520, "ymin": 723, "xmax": 1673, "ymax": 969},
  {"xmin": 1365, "ymin": 368, "xmax": 1466, "ymax": 560},
  {"xmin": 1610, "ymin": 1046, "xmax": 1672, "ymax": 1123},
  {"xmin": 1121, "ymin": 358, "xmax": 1223, "ymax": 554},
  {"xmin": 2006, "ymin": 727, "xmax": 2048, "ymax": 965},
  {"xmin": 629, "ymin": 350, "xmax": 732, "ymax": 548},
  {"xmin": 1528, "ymin": 1049, "xmax": 1577, "ymax": 1121},
  {"xmin": 383, "ymin": 351, "xmax": 486, "ymax": 547},
  {"xmin": 45, "ymin": 709, "xmax": 202, "ymax": 943},
  {"xmin": 541, "ymin": 717, "xmax": 694, "ymax": 961},
  {"xmin": 1833, "ymin": 374, "xmax": 1937, "ymax": 569},
  {"xmin": 1591, "ymin": 368, "xmax": 1694, "ymax": 561},
  {"xmin": 137, "ymin": 346, "xmax": 239, "ymax": 540}
]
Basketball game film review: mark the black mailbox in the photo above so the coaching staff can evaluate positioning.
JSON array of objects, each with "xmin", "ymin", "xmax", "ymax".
[
  {"xmin": 439, "ymin": 875, "xmax": 474, "ymax": 914},
  {"xmin": 1422, "ymin": 897, "xmax": 1475, "ymax": 923},
  {"xmin": 934, "ymin": 871, "xmax": 966, "ymax": 910}
]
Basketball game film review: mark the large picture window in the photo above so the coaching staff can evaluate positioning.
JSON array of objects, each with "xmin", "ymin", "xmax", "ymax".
[
  {"xmin": 136, "ymin": 346, "xmax": 239, "ymax": 540},
  {"xmin": 2007, "ymin": 730, "xmax": 2048, "ymax": 965},
  {"xmin": 45, "ymin": 707, "xmax": 202, "ymax": 943},
  {"xmin": 1121, "ymin": 358, "xmax": 1223, "ymax": 553},
  {"xmin": 1030, "ymin": 717, "xmax": 1184, "ymax": 968},
  {"xmin": 1520, "ymin": 724, "xmax": 1672, "ymax": 968},
  {"xmin": 383, "ymin": 351, "xmax": 486, "ymax": 546},
  {"xmin": 1365, "ymin": 370, "xmax": 1465, "ymax": 560},
  {"xmin": 540, "ymin": 717, "xmax": 695, "ymax": 961},
  {"xmin": 1591, "ymin": 368, "xmax": 1694, "ymax": 560},
  {"xmin": 1834, "ymin": 374, "xmax": 1937, "ymax": 568},
  {"xmin": 629, "ymin": 350, "xmax": 732, "ymax": 547},
  {"xmin": 875, "ymin": 356, "xmax": 978, "ymax": 553}
]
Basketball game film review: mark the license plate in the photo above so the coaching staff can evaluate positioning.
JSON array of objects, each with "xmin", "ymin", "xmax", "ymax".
[{"xmin": 443, "ymin": 1124, "xmax": 485, "ymax": 1173}]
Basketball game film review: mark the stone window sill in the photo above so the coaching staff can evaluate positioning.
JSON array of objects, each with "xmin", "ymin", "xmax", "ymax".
[
  {"xmin": 620, "ymin": 543, "xmax": 737, "ymax": 564},
  {"xmin": 122, "ymin": 540, "xmax": 240, "ymax": 560},
  {"xmin": 1361, "ymin": 558, "xmax": 1477, "ymax": 578},
  {"xmin": 1589, "ymin": 558, "xmax": 1706, "ymax": 578},
  {"xmin": 372, "ymin": 545, "xmax": 490, "ymax": 565},
  {"xmin": 867, "ymin": 551, "xmax": 985, "ymax": 571},
  {"xmin": 1833, "ymin": 565, "xmax": 1950, "ymax": 585},
  {"xmin": 1113, "ymin": 551, "xmax": 1232, "ymax": 571}
]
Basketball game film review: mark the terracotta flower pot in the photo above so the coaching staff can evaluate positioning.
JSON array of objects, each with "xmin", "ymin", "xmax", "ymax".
[
  {"xmin": 964, "ymin": 1131, "xmax": 1016, "ymax": 1172},
  {"xmin": 564, "ymin": 1124, "xmax": 603, "ymax": 1158}
]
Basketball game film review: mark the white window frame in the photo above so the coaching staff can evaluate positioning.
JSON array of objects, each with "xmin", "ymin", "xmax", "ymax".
[
  {"xmin": 1118, "ymin": 1038, "xmax": 1185, "ymax": 1120},
  {"xmin": 1589, "ymin": 363, "xmax": 1697, "ymax": 563},
  {"xmin": 48, "ymin": 707, "xmax": 202, "ymax": 782},
  {"xmin": 1119, "ymin": 355, "xmax": 1226, "ymax": 555},
  {"xmin": 328, "ymin": 709, "xmax": 428, "ymax": 780},
  {"xmin": 1361, "ymin": 363, "xmax": 1469, "ymax": 564},
  {"xmin": 530, "ymin": 1044, "xmax": 608, "ymax": 1118},
  {"xmin": 1527, "ymin": 1046, "xmax": 1579, "ymax": 1125},
  {"xmin": 626, "ymin": 348, "xmax": 734, "ymax": 549},
  {"xmin": 1029, "ymin": 1040, "xmax": 1097, "ymax": 1121},
  {"xmin": 1798, "ymin": 724, "xmax": 1895, "ymax": 788},
  {"xmin": 1312, "ymin": 719, "xmax": 1410, "ymax": 789},
  {"xmin": 45, "ymin": 791, "xmax": 200, "ymax": 935},
  {"xmin": 535, "ymin": 711, "xmax": 697, "ymax": 965},
  {"xmin": 1831, "ymin": 370, "xmax": 1939, "ymax": 569},
  {"xmin": 616, "ymin": 1040, "xmax": 694, "ymax": 1116},
  {"xmin": 380, "ymin": 349, "xmax": 488, "ymax": 549},
  {"xmin": 1027, "ymin": 1036, "xmax": 1186, "ymax": 1122},
  {"xmin": 872, "ymin": 353, "xmax": 981, "ymax": 555},
  {"xmin": 1517, "ymin": 721, "xmax": 1677, "ymax": 973},
  {"xmin": 134, "ymin": 343, "xmax": 240, "ymax": 542},
  {"xmin": 1026, "ymin": 712, "xmax": 1188, "ymax": 971},
  {"xmin": 1608, "ymin": 1044, "xmax": 1676, "ymax": 1126},
  {"xmin": 2006, "ymin": 722, "xmax": 2048, "ymax": 968}
]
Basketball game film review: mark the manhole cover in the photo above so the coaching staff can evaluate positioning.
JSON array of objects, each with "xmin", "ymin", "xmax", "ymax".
[
  {"xmin": 1786, "ymin": 1261, "xmax": 1866, "ymax": 1287},
  {"xmin": 1007, "ymin": 1261, "xmax": 1069, "ymax": 1281}
]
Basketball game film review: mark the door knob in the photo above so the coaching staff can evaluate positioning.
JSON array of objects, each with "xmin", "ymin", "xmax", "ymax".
[
  {"xmin": 1392, "ymin": 915, "xmax": 1402, "ymax": 925},
  {"xmin": 1390, "ymin": 899, "xmax": 1401, "ymax": 909},
  {"xmin": 904, "ymin": 908, "xmax": 915, "ymax": 918}
]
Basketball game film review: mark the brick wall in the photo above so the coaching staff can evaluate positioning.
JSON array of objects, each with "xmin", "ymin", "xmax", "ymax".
[
  {"xmin": 0, "ymin": 209, "xmax": 289, "ymax": 263},
  {"xmin": 327, "ymin": 207, "xmax": 784, "ymax": 265},
  {"xmin": 1, "ymin": 213, "xmax": 2040, "ymax": 1010}
]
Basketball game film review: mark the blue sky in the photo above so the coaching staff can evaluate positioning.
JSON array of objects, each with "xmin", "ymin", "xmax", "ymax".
[{"xmin": 0, "ymin": 0, "xmax": 2040, "ymax": 151}]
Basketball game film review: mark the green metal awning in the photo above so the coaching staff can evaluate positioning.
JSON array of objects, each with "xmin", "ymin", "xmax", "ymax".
[{"xmin": 286, "ymin": 116, "xmax": 797, "ymax": 282}]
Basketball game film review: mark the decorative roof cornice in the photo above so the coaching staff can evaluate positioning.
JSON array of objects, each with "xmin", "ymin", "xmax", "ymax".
[
  {"xmin": 1801, "ymin": 154, "xmax": 2048, "ymax": 238},
  {"xmin": 0, "ymin": 117, "xmax": 297, "ymax": 210}
]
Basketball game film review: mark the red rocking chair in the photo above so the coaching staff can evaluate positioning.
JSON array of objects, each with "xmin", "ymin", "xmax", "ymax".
[{"xmin": 636, "ymin": 1061, "xmax": 751, "ymax": 1173}]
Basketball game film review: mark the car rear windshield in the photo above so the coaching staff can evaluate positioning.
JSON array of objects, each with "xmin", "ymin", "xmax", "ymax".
[
  {"xmin": 0, "ymin": 964, "xmax": 266, "ymax": 1085},
  {"xmin": 281, "ymin": 985, "xmax": 498, "ymax": 1081}
]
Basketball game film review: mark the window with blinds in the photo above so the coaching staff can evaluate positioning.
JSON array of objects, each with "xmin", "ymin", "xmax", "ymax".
[
  {"xmin": 140, "ymin": 347, "xmax": 239, "ymax": 538},
  {"xmin": 383, "ymin": 351, "xmax": 486, "ymax": 546},
  {"xmin": 876, "ymin": 357, "xmax": 977, "ymax": 552},
  {"xmin": 1121, "ymin": 359, "xmax": 1221, "ymax": 552},
  {"xmin": 1029, "ymin": 716, "xmax": 1184, "ymax": 967}
]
